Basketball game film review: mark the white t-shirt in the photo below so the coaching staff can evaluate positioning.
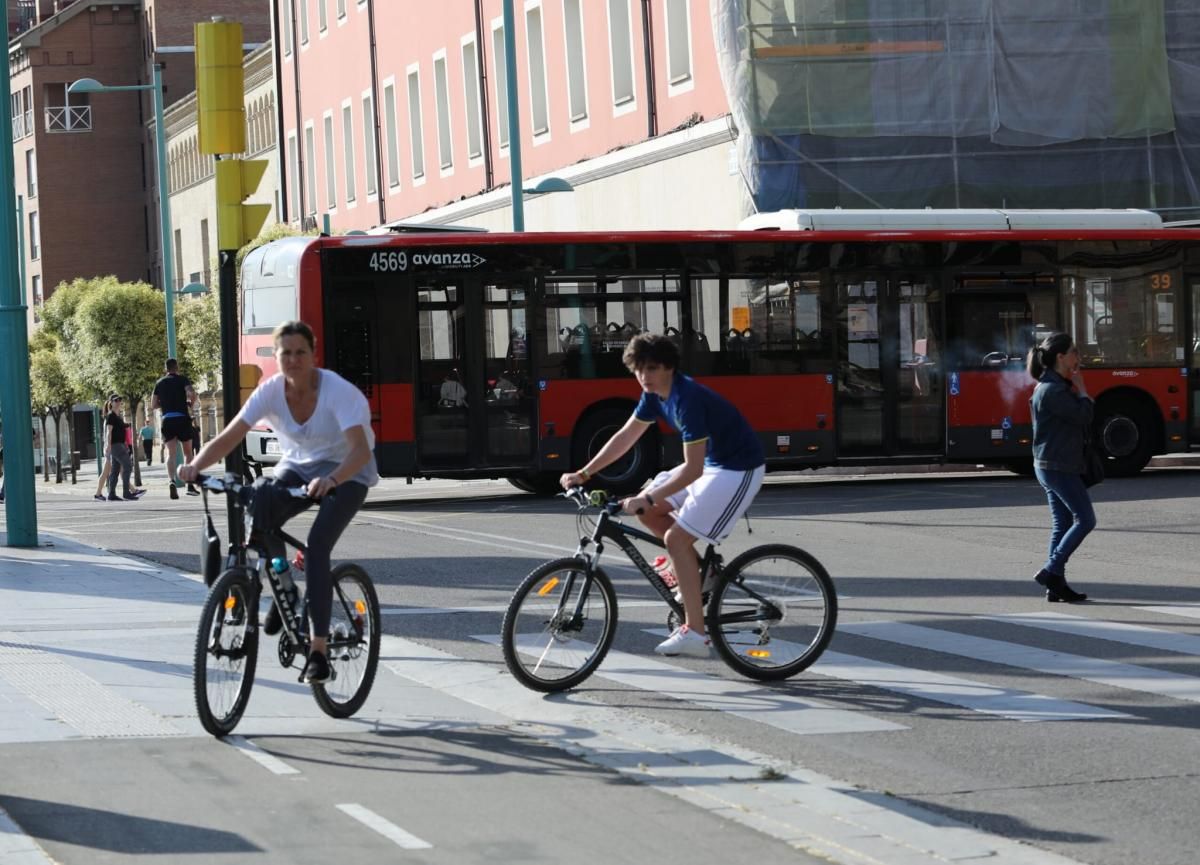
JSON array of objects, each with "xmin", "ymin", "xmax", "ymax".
[{"xmin": 236, "ymin": 369, "xmax": 379, "ymax": 487}]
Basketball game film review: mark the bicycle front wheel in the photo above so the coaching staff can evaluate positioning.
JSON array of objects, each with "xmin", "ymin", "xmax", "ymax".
[
  {"xmin": 193, "ymin": 568, "xmax": 259, "ymax": 737},
  {"xmin": 708, "ymin": 544, "xmax": 837, "ymax": 681},
  {"xmin": 313, "ymin": 563, "xmax": 381, "ymax": 718},
  {"xmin": 501, "ymin": 558, "xmax": 617, "ymax": 692}
]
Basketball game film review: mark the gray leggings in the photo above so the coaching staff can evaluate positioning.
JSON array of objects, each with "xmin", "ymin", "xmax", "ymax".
[
  {"xmin": 107, "ymin": 443, "xmax": 133, "ymax": 498},
  {"xmin": 251, "ymin": 471, "xmax": 368, "ymax": 638}
]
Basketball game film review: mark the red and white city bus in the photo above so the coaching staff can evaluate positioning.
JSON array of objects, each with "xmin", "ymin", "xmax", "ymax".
[{"xmin": 237, "ymin": 210, "xmax": 1199, "ymax": 492}]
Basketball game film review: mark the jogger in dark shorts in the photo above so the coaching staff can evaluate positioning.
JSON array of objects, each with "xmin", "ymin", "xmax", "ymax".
[{"xmin": 151, "ymin": 358, "xmax": 198, "ymax": 499}]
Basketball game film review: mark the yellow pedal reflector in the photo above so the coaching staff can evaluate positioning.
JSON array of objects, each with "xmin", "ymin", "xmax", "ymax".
[
  {"xmin": 746, "ymin": 648, "xmax": 771, "ymax": 659},
  {"xmin": 224, "ymin": 595, "xmax": 237, "ymax": 610},
  {"xmin": 355, "ymin": 599, "xmax": 367, "ymax": 615},
  {"xmin": 537, "ymin": 577, "xmax": 560, "ymax": 596}
]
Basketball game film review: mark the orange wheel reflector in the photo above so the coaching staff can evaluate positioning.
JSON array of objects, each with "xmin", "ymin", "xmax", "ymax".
[
  {"xmin": 355, "ymin": 599, "xmax": 367, "ymax": 615},
  {"xmin": 537, "ymin": 577, "xmax": 560, "ymax": 596},
  {"xmin": 746, "ymin": 649, "xmax": 771, "ymax": 659},
  {"xmin": 224, "ymin": 595, "xmax": 237, "ymax": 610}
]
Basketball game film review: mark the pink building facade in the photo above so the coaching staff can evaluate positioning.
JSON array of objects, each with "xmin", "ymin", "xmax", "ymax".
[{"xmin": 275, "ymin": 1, "xmax": 739, "ymax": 232}]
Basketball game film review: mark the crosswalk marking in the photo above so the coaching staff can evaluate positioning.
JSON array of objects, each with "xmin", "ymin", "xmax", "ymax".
[
  {"xmin": 481, "ymin": 633, "xmax": 905, "ymax": 735},
  {"xmin": 841, "ymin": 621, "xmax": 1200, "ymax": 705},
  {"xmin": 987, "ymin": 611, "xmax": 1200, "ymax": 655},
  {"xmin": 336, "ymin": 804, "xmax": 432, "ymax": 850},
  {"xmin": 812, "ymin": 650, "xmax": 1129, "ymax": 722},
  {"xmin": 1136, "ymin": 604, "xmax": 1200, "ymax": 621}
]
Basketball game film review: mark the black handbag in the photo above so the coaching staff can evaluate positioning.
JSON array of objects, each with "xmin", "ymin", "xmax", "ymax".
[{"xmin": 1081, "ymin": 436, "xmax": 1105, "ymax": 488}]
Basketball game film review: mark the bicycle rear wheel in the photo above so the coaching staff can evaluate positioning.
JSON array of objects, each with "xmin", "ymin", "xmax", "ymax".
[
  {"xmin": 501, "ymin": 558, "xmax": 617, "ymax": 692},
  {"xmin": 193, "ymin": 568, "xmax": 259, "ymax": 737},
  {"xmin": 312, "ymin": 563, "xmax": 381, "ymax": 718},
  {"xmin": 707, "ymin": 544, "xmax": 837, "ymax": 681}
]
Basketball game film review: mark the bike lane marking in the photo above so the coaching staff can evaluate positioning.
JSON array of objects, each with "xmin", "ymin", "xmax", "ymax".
[
  {"xmin": 335, "ymin": 804, "xmax": 433, "ymax": 850},
  {"xmin": 225, "ymin": 735, "xmax": 302, "ymax": 775},
  {"xmin": 381, "ymin": 635, "xmax": 1086, "ymax": 865},
  {"xmin": 0, "ymin": 806, "xmax": 56, "ymax": 865}
]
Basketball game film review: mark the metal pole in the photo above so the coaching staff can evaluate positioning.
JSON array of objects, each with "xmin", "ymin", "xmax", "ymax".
[
  {"xmin": 502, "ymin": 0, "xmax": 524, "ymax": 231},
  {"xmin": 153, "ymin": 64, "xmax": 177, "ymax": 359},
  {"xmin": 217, "ymin": 250, "xmax": 244, "ymax": 549},
  {"xmin": 0, "ymin": 3, "xmax": 39, "ymax": 545}
]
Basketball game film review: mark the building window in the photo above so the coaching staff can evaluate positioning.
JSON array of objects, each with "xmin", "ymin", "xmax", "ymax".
[
  {"xmin": 563, "ymin": 0, "xmax": 588, "ymax": 122},
  {"xmin": 11, "ymin": 86, "xmax": 33, "ymax": 140},
  {"xmin": 286, "ymin": 131, "xmax": 299, "ymax": 220},
  {"xmin": 383, "ymin": 81, "xmax": 401, "ymax": 188},
  {"xmin": 32, "ymin": 275, "xmax": 41, "ymax": 307},
  {"xmin": 407, "ymin": 67, "xmax": 425, "ymax": 179},
  {"xmin": 173, "ymin": 228, "xmax": 183, "ymax": 290},
  {"xmin": 342, "ymin": 103, "xmax": 357, "ymax": 203},
  {"xmin": 298, "ymin": 0, "xmax": 309, "ymax": 44},
  {"xmin": 317, "ymin": 0, "xmax": 327, "ymax": 33},
  {"xmin": 25, "ymin": 149, "xmax": 37, "ymax": 198},
  {"xmin": 304, "ymin": 122, "xmax": 318, "ymax": 215},
  {"xmin": 28, "ymin": 211, "xmax": 39, "ymax": 259},
  {"xmin": 362, "ymin": 93, "xmax": 378, "ymax": 196},
  {"xmin": 607, "ymin": 0, "xmax": 635, "ymax": 106},
  {"xmin": 526, "ymin": 4, "xmax": 549, "ymax": 135},
  {"xmin": 200, "ymin": 218, "xmax": 211, "ymax": 286},
  {"xmin": 43, "ymin": 83, "xmax": 91, "ymax": 132},
  {"xmin": 282, "ymin": 0, "xmax": 294, "ymax": 55},
  {"xmin": 461, "ymin": 38, "xmax": 483, "ymax": 160},
  {"xmin": 665, "ymin": 0, "xmax": 692, "ymax": 85},
  {"xmin": 337, "ymin": 0, "xmax": 346, "ymax": 18},
  {"xmin": 492, "ymin": 22, "xmax": 509, "ymax": 149},
  {"xmin": 433, "ymin": 54, "xmax": 453, "ymax": 171},
  {"xmin": 324, "ymin": 112, "xmax": 337, "ymax": 208}
]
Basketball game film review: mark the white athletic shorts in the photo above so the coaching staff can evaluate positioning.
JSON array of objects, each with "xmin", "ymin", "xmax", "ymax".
[{"xmin": 648, "ymin": 464, "xmax": 765, "ymax": 546}]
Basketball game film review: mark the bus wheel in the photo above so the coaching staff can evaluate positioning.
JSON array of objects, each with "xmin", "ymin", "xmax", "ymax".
[
  {"xmin": 1095, "ymin": 398, "xmax": 1157, "ymax": 477},
  {"xmin": 508, "ymin": 473, "xmax": 561, "ymax": 495},
  {"xmin": 573, "ymin": 408, "xmax": 656, "ymax": 494}
]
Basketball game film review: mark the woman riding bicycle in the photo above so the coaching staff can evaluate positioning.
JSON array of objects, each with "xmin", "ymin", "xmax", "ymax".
[
  {"xmin": 180, "ymin": 320, "xmax": 378, "ymax": 683},
  {"xmin": 560, "ymin": 333, "xmax": 765, "ymax": 658}
]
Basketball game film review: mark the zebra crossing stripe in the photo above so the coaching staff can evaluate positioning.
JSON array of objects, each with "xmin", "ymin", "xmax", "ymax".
[
  {"xmin": 812, "ymin": 650, "xmax": 1129, "ymax": 722},
  {"xmin": 841, "ymin": 621, "xmax": 1200, "ymax": 704},
  {"xmin": 484, "ymin": 633, "xmax": 905, "ymax": 735},
  {"xmin": 1135, "ymin": 604, "xmax": 1200, "ymax": 621},
  {"xmin": 986, "ymin": 611, "xmax": 1200, "ymax": 655}
]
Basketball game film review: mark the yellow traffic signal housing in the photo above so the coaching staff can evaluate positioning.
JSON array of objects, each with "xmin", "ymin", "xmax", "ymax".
[
  {"xmin": 216, "ymin": 159, "xmax": 271, "ymax": 249},
  {"xmin": 195, "ymin": 20, "xmax": 245, "ymax": 155}
]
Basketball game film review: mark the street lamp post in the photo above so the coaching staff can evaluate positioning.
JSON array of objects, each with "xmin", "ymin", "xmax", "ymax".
[{"xmin": 69, "ymin": 65, "xmax": 178, "ymax": 359}]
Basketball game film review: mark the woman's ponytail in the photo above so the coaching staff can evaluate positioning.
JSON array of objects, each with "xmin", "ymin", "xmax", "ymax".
[{"xmin": 1027, "ymin": 332, "xmax": 1072, "ymax": 381}]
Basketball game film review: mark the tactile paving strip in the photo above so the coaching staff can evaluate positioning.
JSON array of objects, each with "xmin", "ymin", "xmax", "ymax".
[{"xmin": 0, "ymin": 639, "xmax": 183, "ymax": 738}]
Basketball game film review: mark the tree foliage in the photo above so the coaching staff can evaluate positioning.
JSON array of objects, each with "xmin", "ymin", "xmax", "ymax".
[
  {"xmin": 176, "ymin": 290, "xmax": 221, "ymax": 392},
  {"xmin": 73, "ymin": 281, "xmax": 166, "ymax": 401}
]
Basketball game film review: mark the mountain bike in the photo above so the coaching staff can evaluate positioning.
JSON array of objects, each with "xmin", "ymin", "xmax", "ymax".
[
  {"xmin": 191, "ymin": 473, "xmax": 381, "ymax": 737},
  {"xmin": 501, "ymin": 487, "xmax": 837, "ymax": 692}
]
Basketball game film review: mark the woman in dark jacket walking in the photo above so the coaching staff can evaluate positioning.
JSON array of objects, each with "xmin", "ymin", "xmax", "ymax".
[{"xmin": 1027, "ymin": 332, "xmax": 1095, "ymax": 602}]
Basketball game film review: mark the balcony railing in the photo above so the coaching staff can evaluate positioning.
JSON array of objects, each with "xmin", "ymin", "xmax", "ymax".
[
  {"xmin": 45, "ymin": 105, "xmax": 92, "ymax": 132},
  {"xmin": 11, "ymin": 111, "xmax": 34, "ymax": 141}
]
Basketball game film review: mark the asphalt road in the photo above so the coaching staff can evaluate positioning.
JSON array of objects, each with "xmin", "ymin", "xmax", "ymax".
[{"xmin": 6, "ymin": 465, "xmax": 1200, "ymax": 865}]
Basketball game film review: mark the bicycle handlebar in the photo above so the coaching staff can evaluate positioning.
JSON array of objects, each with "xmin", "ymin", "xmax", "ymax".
[
  {"xmin": 195, "ymin": 472, "xmax": 312, "ymax": 500},
  {"xmin": 561, "ymin": 486, "xmax": 636, "ymax": 515}
]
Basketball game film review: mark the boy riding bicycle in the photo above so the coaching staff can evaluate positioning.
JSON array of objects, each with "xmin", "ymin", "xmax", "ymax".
[{"xmin": 560, "ymin": 333, "xmax": 765, "ymax": 657}]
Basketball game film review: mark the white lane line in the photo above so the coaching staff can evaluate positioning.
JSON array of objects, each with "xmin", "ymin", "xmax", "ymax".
[
  {"xmin": 380, "ymin": 635, "xmax": 1086, "ymax": 865},
  {"xmin": 380, "ymin": 598, "xmax": 666, "ymax": 617},
  {"xmin": 988, "ymin": 611, "xmax": 1200, "ymax": 655},
  {"xmin": 1137, "ymin": 604, "xmax": 1200, "ymax": 621},
  {"xmin": 335, "ymin": 804, "xmax": 432, "ymax": 850},
  {"xmin": 842, "ymin": 621, "xmax": 1200, "ymax": 704},
  {"xmin": 0, "ymin": 806, "xmax": 56, "ymax": 864},
  {"xmin": 479, "ymin": 633, "xmax": 903, "ymax": 735},
  {"xmin": 225, "ymin": 735, "xmax": 301, "ymax": 775}
]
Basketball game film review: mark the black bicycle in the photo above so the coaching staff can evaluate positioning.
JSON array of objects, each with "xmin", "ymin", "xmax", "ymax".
[
  {"xmin": 501, "ymin": 487, "xmax": 837, "ymax": 692},
  {"xmin": 191, "ymin": 473, "xmax": 381, "ymax": 737}
]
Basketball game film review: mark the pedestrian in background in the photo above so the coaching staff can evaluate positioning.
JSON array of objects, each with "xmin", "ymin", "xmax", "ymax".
[
  {"xmin": 151, "ymin": 358, "xmax": 199, "ymax": 499},
  {"xmin": 1027, "ymin": 332, "xmax": 1094, "ymax": 603},
  {"xmin": 93, "ymin": 398, "xmax": 113, "ymax": 502},
  {"xmin": 104, "ymin": 395, "xmax": 143, "ymax": 501},
  {"xmin": 140, "ymin": 420, "xmax": 154, "ymax": 465}
]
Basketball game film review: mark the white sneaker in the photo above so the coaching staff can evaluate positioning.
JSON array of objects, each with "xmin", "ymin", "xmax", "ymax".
[{"xmin": 654, "ymin": 625, "xmax": 711, "ymax": 658}]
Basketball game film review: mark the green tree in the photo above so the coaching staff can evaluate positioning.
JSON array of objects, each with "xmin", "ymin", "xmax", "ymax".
[
  {"xmin": 29, "ymin": 328, "xmax": 80, "ymax": 484},
  {"xmin": 74, "ymin": 281, "xmax": 167, "ymax": 487},
  {"xmin": 177, "ymin": 289, "xmax": 221, "ymax": 391},
  {"xmin": 41, "ymin": 275, "xmax": 113, "ymax": 402}
]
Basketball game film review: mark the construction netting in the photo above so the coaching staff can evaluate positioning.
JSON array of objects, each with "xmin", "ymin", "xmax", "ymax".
[{"xmin": 711, "ymin": 0, "xmax": 1200, "ymax": 219}]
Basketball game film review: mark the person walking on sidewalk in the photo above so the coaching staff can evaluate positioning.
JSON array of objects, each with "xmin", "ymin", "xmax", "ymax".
[
  {"xmin": 152, "ymin": 358, "xmax": 199, "ymax": 499},
  {"xmin": 1027, "ymin": 332, "xmax": 1094, "ymax": 603},
  {"xmin": 179, "ymin": 320, "xmax": 378, "ymax": 684},
  {"xmin": 104, "ymin": 396, "xmax": 143, "ymax": 501},
  {"xmin": 93, "ymin": 398, "xmax": 113, "ymax": 502},
  {"xmin": 140, "ymin": 420, "xmax": 154, "ymax": 465}
]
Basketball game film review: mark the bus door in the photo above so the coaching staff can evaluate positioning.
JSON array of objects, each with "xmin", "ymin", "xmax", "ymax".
[
  {"xmin": 1191, "ymin": 276, "xmax": 1200, "ymax": 444},
  {"xmin": 323, "ymin": 281, "xmax": 381, "ymax": 438},
  {"xmin": 835, "ymin": 275, "xmax": 943, "ymax": 456},
  {"xmin": 414, "ymin": 276, "xmax": 535, "ymax": 469}
]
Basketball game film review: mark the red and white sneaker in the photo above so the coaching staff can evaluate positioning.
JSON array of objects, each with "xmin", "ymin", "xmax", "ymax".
[{"xmin": 654, "ymin": 624, "xmax": 711, "ymax": 658}]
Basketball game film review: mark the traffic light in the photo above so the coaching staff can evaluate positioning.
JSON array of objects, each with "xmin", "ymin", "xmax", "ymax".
[
  {"xmin": 195, "ymin": 20, "xmax": 245, "ymax": 155},
  {"xmin": 215, "ymin": 158, "xmax": 271, "ymax": 250}
]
